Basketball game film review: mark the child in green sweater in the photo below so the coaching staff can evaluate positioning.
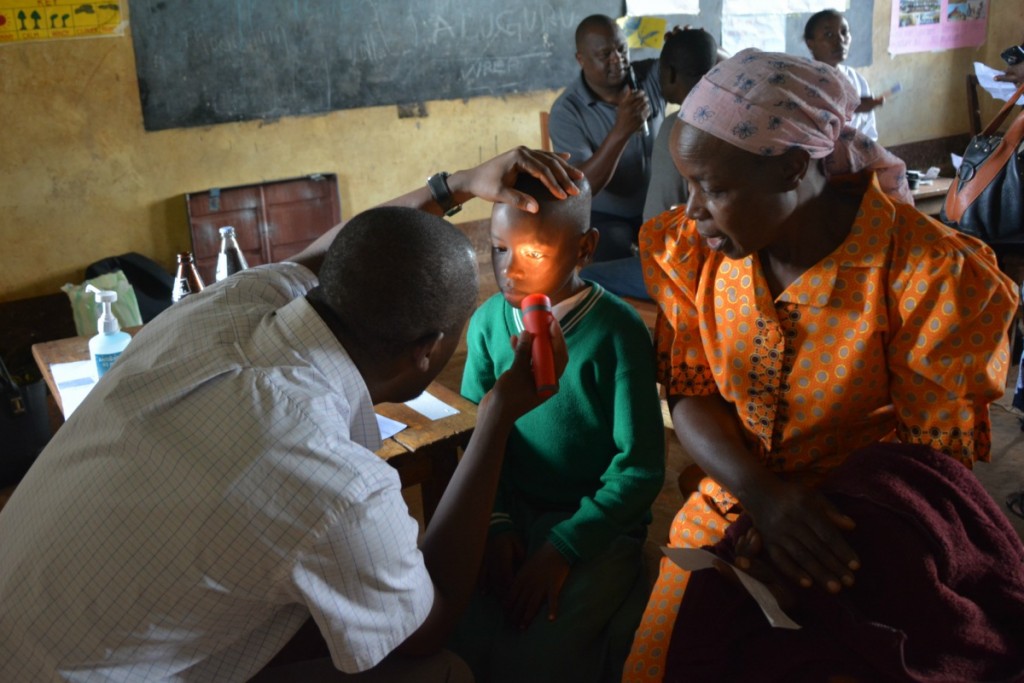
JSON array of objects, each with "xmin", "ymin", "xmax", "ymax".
[{"xmin": 451, "ymin": 175, "xmax": 665, "ymax": 682}]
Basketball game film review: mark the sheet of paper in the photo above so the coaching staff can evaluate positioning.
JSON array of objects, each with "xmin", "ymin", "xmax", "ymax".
[
  {"xmin": 973, "ymin": 62, "xmax": 1024, "ymax": 105},
  {"xmin": 786, "ymin": 0, "xmax": 845, "ymax": 12},
  {"xmin": 626, "ymin": 0, "xmax": 699, "ymax": 15},
  {"xmin": 50, "ymin": 360, "xmax": 97, "ymax": 418},
  {"xmin": 721, "ymin": 14, "xmax": 786, "ymax": 54},
  {"xmin": 663, "ymin": 547, "xmax": 801, "ymax": 630},
  {"xmin": 404, "ymin": 391, "xmax": 460, "ymax": 420},
  {"xmin": 376, "ymin": 413, "xmax": 408, "ymax": 440}
]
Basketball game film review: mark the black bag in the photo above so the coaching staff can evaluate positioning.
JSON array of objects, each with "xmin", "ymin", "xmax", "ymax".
[
  {"xmin": 940, "ymin": 81, "xmax": 1024, "ymax": 245},
  {"xmin": 85, "ymin": 252, "xmax": 174, "ymax": 323},
  {"xmin": 0, "ymin": 357, "xmax": 51, "ymax": 489}
]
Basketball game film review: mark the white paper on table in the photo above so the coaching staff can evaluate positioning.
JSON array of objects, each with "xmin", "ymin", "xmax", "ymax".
[
  {"xmin": 404, "ymin": 391, "xmax": 460, "ymax": 420},
  {"xmin": 376, "ymin": 414, "xmax": 408, "ymax": 440},
  {"xmin": 973, "ymin": 62, "xmax": 1024, "ymax": 105},
  {"xmin": 50, "ymin": 360, "xmax": 97, "ymax": 418},
  {"xmin": 663, "ymin": 547, "xmax": 802, "ymax": 630}
]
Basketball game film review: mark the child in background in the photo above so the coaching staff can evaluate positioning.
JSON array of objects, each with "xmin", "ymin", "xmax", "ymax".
[
  {"xmin": 451, "ymin": 175, "xmax": 665, "ymax": 683},
  {"xmin": 804, "ymin": 8, "xmax": 883, "ymax": 141}
]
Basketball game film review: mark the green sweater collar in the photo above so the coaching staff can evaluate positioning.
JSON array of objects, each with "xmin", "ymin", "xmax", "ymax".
[{"xmin": 508, "ymin": 283, "xmax": 605, "ymax": 336}]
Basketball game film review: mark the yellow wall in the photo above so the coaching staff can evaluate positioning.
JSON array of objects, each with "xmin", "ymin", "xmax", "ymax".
[
  {"xmin": 1, "ymin": 1, "xmax": 1019, "ymax": 302},
  {"xmin": 862, "ymin": 2, "xmax": 1020, "ymax": 146}
]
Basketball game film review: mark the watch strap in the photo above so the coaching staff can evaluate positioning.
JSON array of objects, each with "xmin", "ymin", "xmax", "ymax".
[{"xmin": 426, "ymin": 172, "xmax": 462, "ymax": 217}]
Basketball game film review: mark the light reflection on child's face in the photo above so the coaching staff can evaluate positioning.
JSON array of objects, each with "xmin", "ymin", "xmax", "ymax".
[{"xmin": 489, "ymin": 210, "xmax": 588, "ymax": 310}]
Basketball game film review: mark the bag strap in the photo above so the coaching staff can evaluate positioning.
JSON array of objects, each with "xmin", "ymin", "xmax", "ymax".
[
  {"xmin": 980, "ymin": 81, "xmax": 1024, "ymax": 137},
  {"xmin": 0, "ymin": 356, "xmax": 27, "ymax": 416},
  {"xmin": 944, "ymin": 81, "xmax": 1024, "ymax": 223}
]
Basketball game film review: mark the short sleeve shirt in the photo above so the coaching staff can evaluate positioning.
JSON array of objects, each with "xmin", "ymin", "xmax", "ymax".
[
  {"xmin": 838, "ymin": 64, "xmax": 878, "ymax": 141},
  {"xmin": 549, "ymin": 58, "xmax": 665, "ymax": 221},
  {"xmin": 0, "ymin": 264, "xmax": 433, "ymax": 681}
]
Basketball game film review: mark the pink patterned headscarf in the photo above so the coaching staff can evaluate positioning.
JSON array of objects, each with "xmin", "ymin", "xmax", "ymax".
[{"xmin": 678, "ymin": 48, "xmax": 912, "ymax": 204}]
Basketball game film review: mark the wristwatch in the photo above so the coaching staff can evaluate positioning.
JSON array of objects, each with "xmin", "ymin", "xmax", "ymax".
[{"xmin": 426, "ymin": 172, "xmax": 462, "ymax": 217}]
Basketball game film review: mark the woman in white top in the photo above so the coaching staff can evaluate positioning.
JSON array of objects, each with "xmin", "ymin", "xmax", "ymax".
[{"xmin": 804, "ymin": 9, "xmax": 883, "ymax": 141}]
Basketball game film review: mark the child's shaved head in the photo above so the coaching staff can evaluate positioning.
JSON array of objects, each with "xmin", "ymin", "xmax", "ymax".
[{"xmin": 494, "ymin": 174, "xmax": 591, "ymax": 236}]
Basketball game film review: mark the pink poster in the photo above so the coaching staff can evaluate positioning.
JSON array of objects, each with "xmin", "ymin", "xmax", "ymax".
[{"xmin": 889, "ymin": 0, "xmax": 988, "ymax": 55}]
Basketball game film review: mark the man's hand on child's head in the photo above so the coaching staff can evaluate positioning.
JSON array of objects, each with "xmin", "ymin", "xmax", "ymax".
[{"xmin": 449, "ymin": 147, "xmax": 583, "ymax": 214}]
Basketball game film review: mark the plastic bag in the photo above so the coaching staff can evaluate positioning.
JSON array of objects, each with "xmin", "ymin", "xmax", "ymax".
[{"xmin": 61, "ymin": 270, "xmax": 143, "ymax": 337}]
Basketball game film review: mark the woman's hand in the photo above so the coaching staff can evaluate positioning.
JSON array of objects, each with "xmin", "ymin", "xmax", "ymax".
[
  {"xmin": 718, "ymin": 526, "xmax": 799, "ymax": 611},
  {"xmin": 446, "ymin": 147, "xmax": 583, "ymax": 214},
  {"xmin": 744, "ymin": 480, "xmax": 859, "ymax": 593},
  {"xmin": 503, "ymin": 541, "xmax": 571, "ymax": 630}
]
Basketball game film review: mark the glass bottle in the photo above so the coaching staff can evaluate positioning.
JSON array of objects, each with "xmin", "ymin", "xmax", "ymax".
[
  {"xmin": 215, "ymin": 226, "xmax": 249, "ymax": 282},
  {"xmin": 172, "ymin": 251, "xmax": 205, "ymax": 303}
]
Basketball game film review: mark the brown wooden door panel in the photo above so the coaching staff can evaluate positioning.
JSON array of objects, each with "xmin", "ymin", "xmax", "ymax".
[
  {"xmin": 186, "ymin": 175, "xmax": 340, "ymax": 285},
  {"xmin": 187, "ymin": 187, "xmax": 262, "ymax": 215},
  {"xmin": 263, "ymin": 176, "xmax": 338, "ymax": 204},
  {"xmin": 266, "ymin": 201, "xmax": 338, "ymax": 242}
]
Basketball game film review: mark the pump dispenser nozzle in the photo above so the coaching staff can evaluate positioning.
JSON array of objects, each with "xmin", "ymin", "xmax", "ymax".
[{"xmin": 86, "ymin": 284, "xmax": 121, "ymax": 335}]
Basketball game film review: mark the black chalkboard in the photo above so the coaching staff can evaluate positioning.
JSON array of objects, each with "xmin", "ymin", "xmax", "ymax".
[
  {"xmin": 127, "ymin": 0, "xmax": 872, "ymax": 132},
  {"xmin": 129, "ymin": 0, "xmax": 628, "ymax": 131}
]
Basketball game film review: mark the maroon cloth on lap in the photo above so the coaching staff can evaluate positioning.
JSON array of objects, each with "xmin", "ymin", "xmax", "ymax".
[{"xmin": 664, "ymin": 443, "xmax": 1024, "ymax": 683}]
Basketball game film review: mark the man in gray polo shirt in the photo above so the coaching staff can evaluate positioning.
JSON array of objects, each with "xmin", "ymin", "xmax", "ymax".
[{"xmin": 548, "ymin": 14, "xmax": 664, "ymax": 290}]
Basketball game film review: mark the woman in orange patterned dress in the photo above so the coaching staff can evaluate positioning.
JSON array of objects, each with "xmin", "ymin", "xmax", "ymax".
[{"xmin": 623, "ymin": 49, "xmax": 1020, "ymax": 682}]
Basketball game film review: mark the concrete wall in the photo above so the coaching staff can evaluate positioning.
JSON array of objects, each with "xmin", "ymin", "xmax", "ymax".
[{"xmin": 1, "ymin": 1, "xmax": 1019, "ymax": 301}]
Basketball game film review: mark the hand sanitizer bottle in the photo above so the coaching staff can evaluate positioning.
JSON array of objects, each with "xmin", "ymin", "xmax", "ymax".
[{"xmin": 86, "ymin": 284, "xmax": 132, "ymax": 380}]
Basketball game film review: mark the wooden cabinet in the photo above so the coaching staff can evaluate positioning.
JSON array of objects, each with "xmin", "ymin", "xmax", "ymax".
[{"xmin": 185, "ymin": 174, "xmax": 341, "ymax": 284}]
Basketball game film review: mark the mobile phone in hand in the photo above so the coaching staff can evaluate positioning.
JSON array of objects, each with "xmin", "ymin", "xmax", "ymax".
[{"xmin": 1000, "ymin": 44, "xmax": 1024, "ymax": 66}]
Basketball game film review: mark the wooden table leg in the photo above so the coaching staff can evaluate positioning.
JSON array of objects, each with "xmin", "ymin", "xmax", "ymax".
[{"xmin": 417, "ymin": 439, "xmax": 463, "ymax": 523}]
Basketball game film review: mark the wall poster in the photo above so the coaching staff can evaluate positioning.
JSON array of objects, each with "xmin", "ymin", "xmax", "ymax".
[
  {"xmin": 889, "ymin": 0, "xmax": 987, "ymax": 55},
  {"xmin": 0, "ymin": 1, "xmax": 125, "ymax": 43}
]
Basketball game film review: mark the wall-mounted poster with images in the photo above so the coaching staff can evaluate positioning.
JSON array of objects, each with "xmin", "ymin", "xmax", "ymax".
[
  {"xmin": 889, "ymin": 0, "xmax": 987, "ymax": 55},
  {"xmin": 0, "ymin": 1, "xmax": 125, "ymax": 44}
]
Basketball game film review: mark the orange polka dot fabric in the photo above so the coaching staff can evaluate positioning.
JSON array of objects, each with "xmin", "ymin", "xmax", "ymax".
[
  {"xmin": 622, "ymin": 174, "xmax": 1019, "ymax": 683},
  {"xmin": 624, "ymin": 477, "xmax": 737, "ymax": 683}
]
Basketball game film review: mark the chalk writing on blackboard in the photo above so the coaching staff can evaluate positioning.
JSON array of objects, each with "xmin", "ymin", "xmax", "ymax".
[
  {"xmin": 127, "ymin": 0, "xmax": 868, "ymax": 132},
  {"xmin": 129, "ymin": 0, "xmax": 611, "ymax": 131}
]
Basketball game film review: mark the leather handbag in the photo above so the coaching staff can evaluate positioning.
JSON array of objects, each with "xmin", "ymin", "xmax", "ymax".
[
  {"xmin": 940, "ymin": 81, "xmax": 1024, "ymax": 245},
  {"xmin": 0, "ymin": 356, "xmax": 51, "ymax": 489}
]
